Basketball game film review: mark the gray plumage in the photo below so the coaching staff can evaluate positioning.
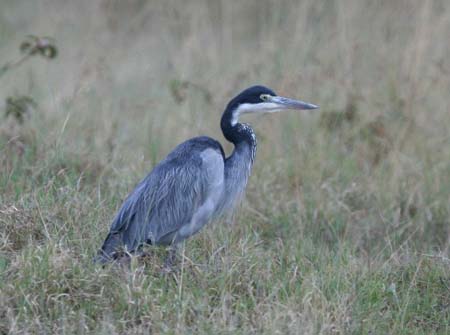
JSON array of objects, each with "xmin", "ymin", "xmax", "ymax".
[
  {"xmin": 96, "ymin": 86, "xmax": 318, "ymax": 263},
  {"xmin": 98, "ymin": 137, "xmax": 229, "ymax": 262}
]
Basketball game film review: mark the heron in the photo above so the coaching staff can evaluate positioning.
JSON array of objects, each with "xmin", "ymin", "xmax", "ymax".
[{"xmin": 96, "ymin": 85, "xmax": 318, "ymax": 266}]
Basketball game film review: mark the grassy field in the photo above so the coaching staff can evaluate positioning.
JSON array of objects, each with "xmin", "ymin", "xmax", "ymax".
[{"xmin": 1, "ymin": 0, "xmax": 450, "ymax": 333}]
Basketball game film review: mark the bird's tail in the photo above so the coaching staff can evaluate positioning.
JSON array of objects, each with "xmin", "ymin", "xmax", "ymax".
[{"xmin": 94, "ymin": 233, "xmax": 122, "ymax": 264}]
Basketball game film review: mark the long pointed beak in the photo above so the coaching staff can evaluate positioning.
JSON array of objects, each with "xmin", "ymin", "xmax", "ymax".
[{"xmin": 269, "ymin": 96, "xmax": 319, "ymax": 110}]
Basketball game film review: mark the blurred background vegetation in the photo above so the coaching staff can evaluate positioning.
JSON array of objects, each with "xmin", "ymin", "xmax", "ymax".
[{"xmin": 1, "ymin": 0, "xmax": 449, "ymax": 334}]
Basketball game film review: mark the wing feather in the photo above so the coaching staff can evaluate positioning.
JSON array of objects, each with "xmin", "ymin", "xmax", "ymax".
[{"xmin": 102, "ymin": 137, "xmax": 224, "ymax": 256}]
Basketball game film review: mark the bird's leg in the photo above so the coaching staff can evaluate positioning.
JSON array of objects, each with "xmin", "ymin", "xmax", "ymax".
[
  {"xmin": 134, "ymin": 245, "xmax": 153, "ymax": 259},
  {"xmin": 162, "ymin": 244, "xmax": 179, "ymax": 273}
]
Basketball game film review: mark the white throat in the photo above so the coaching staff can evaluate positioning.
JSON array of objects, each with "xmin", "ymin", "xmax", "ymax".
[{"xmin": 231, "ymin": 102, "xmax": 281, "ymax": 126}]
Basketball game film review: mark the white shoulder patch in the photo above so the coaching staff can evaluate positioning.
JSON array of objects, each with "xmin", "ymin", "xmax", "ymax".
[
  {"xmin": 200, "ymin": 149, "xmax": 224, "ymax": 185},
  {"xmin": 200, "ymin": 148, "xmax": 224, "ymax": 213}
]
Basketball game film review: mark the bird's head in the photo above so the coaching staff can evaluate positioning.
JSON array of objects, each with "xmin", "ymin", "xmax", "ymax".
[{"xmin": 225, "ymin": 85, "xmax": 318, "ymax": 126}]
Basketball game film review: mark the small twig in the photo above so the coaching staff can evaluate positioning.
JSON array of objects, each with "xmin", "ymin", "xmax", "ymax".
[
  {"xmin": 33, "ymin": 193, "xmax": 51, "ymax": 241},
  {"xmin": 0, "ymin": 53, "xmax": 33, "ymax": 78}
]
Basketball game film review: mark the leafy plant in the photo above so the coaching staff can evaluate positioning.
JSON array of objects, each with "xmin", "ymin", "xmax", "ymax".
[{"xmin": 0, "ymin": 35, "xmax": 57, "ymax": 79}]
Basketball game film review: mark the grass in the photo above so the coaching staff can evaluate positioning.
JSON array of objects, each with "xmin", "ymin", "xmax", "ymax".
[{"xmin": 1, "ymin": 0, "xmax": 450, "ymax": 333}]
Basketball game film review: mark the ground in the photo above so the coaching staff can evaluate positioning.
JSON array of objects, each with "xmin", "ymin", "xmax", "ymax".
[{"xmin": 0, "ymin": 1, "xmax": 449, "ymax": 334}]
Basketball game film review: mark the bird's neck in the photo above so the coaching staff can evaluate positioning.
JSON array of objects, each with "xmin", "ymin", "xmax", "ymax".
[
  {"xmin": 218, "ymin": 107, "xmax": 257, "ymax": 213},
  {"xmin": 220, "ymin": 106, "xmax": 257, "ymax": 150}
]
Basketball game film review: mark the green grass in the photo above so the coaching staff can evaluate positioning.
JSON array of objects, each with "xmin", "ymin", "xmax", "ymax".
[{"xmin": 1, "ymin": 0, "xmax": 450, "ymax": 333}]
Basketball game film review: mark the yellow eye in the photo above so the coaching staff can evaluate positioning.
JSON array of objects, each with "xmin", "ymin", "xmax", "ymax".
[{"xmin": 260, "ymin": 94, "xmax": 270, "ymax": 101}]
